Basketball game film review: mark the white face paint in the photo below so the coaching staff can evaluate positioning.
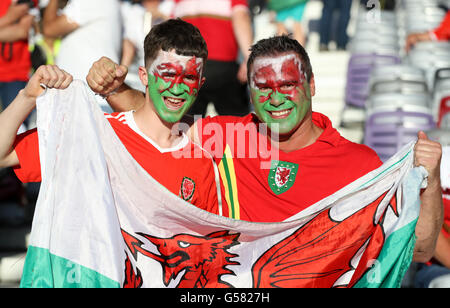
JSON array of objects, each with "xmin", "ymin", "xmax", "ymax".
[
  {"xmin": 249, "ymin": 53, "xmax": 306, "ymax": 89},
  {"xmin": 148, "ymin": 50, "xmax": 204, "ymax": 79}
]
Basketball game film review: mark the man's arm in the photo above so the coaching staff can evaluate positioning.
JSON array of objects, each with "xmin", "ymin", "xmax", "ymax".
[
  {"xmin": 412, "ymin": 131, "xmax": 444, "ymax": 263},
  {"xmin": 0, "ymin": 65, "xmax": 73, "ymax": 169},
  {"xmin": 0, "ymin": 3, "xmax": 29, "ymax": 28},
  {"xmin": 42, "ymin": 0, "xmax": 79, "ymax": 38},
  {"xmin": 0, "ymin": 14, "xmax": 33, "ymax": 42},
  {"xmin": 86, "ymin": 57, "xmax": 146, "ymax": 112},
  {"xmin": 231, "ymin": 5, "xmax": 253, "ymax": 84}
]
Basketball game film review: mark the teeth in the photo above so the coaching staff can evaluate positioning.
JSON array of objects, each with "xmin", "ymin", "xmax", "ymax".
[
  {"xmin": 166, "ymin": 97, "xmax": 184, "ymax": 104},
  {"xmin": 271, "ymin": 109, "xmax": 291, "ymax": 117}
]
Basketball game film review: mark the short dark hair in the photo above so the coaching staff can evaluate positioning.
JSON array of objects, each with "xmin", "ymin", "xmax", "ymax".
[
  {"xmin": 143, "ymin": 18, "xmax": 208, "ymax": 67},
  {"xmin": 247, "ymin": 35, "xmax": 313, "ymax": 83}
]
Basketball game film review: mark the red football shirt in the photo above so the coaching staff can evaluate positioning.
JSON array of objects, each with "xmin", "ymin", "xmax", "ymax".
[
  {"xmin": 198, "ymin": 112, "xmax": 383, "ymax": 222},
  {"xmin": 13, "ymin": 111, "xmax": 219, "ymax": 214},
  {"xmin": 432, "ymin": 11, "xmax": 450, "ymax": 41},
  {"xmin": 172, "ymin": 0, "xmax": 249, "ymax": 62},
  {"xmin": 0, "ymin": 0, "xmax": 37, "ymax": 82}
]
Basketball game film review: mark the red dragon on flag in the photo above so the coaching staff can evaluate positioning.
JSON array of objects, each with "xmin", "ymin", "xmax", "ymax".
[{"xmin": 121, "ymin": 191, "xmax": 397, "ymax": 288}]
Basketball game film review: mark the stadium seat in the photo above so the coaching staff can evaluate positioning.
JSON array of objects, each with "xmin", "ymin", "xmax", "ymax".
[{"xmin": 364, "ymin": 111, "xmax": 436, "ymax": 162}]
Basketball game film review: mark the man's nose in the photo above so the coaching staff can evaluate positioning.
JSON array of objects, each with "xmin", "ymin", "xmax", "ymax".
[
  {"xmin": 169, "ymin": 79, "xmax": 185, "ymax": 95},
  {"xmin": 270, "ymin": 91, "xmax": 285, "ymax": 107}
]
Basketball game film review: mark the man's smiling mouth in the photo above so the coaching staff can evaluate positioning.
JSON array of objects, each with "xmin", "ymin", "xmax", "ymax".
[
  {"xmin": 164, "ymin": 96, "xmax": 186, "ymax": 111},
  {"xmin": 267, "ymin": 108, "xmax": 293, "ymax": 119}
]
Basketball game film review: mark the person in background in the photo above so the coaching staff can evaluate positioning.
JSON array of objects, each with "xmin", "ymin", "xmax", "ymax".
[
  {"xmin": 0, "ymin": 0, "xmax": 37, "ymax": 208},
  {"xmin": 0, "ymin": 0, "xmax": 37, "ymax": 114},
  {"xmin": 406, "ymin": 9, "xmax": 450, "ymax": 52},
  {"xmin": 42, "ymin": 0, "xmax": 122, "ymax": 112},
  {"xmin": 318, "ymin": 0, "xmax": 352, "ymax": 51},
  {"xmin": 121, "ymin": 0, "xmax": 168, "ymax": 92},
  {"xmin": 267, "ymin": 0, "xmax": 309, "ymax": 46},
  {"xmin": 29, "ymin": 1, "xmax": 68, "ymax": 71},
  {"xmin": 165, "ymin": 0, "xmax": 253, "ymax": 117}
]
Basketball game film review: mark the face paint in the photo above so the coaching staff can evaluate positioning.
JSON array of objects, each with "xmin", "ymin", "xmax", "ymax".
[
  {"xmin": 250, "ymin": 53, "xmax": 311, "ymax": 135},
  {"xmin": 148, "ymin": 50, "xmax": 204, "ymax": 123}
]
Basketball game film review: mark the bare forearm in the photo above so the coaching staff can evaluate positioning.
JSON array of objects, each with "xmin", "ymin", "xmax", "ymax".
[
  {"xmin": 43, "ymin": 0, "xmax": 78, "ymax": 38},
  {"xmin": 121, "ymin": 39, "xmax": 136, "ymax": 67},
  {"xmin": 107, "ymin": 83, "xmax": 146, "ymax": 112},
  {"xmin": 0, "ymin": 23, "xmax": 28, "ymax": 41},
  {"xmin": 413, "ymin": 184, "xmax": 444, "ymax": 262},
  {"xmin": 0, "ymin": 90, "xmax": 36, "ymax": 167},
  {"xmin": 231, "ymin": 8, "xmax": 253, "ymax": 60}
]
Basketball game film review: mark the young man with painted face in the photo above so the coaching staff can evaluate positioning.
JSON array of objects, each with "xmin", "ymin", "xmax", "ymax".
[
  {"xmin": 0, "ymin": 19, "xmax": 220, "ymax": 215},
  {"xmin": 87, "ymin": 35, "xmax": 444, "ymax": 263}
]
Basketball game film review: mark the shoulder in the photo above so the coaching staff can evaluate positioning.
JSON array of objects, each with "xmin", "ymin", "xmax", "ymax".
[
  {"xmin": 337, "ymin": 138, "xmax": 383, "ymax": 170},
  {"xmin": 104, "ymin": 111, "xmax": 129, "ymax": 125}
]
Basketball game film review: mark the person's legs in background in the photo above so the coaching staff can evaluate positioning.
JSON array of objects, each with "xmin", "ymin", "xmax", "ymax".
[
  {"xmin": 336, "ymin": 0, "xmax": 352, "ymax": 50},
  {"xmin": 189, "ymin": 60, "xmax": 249, "ymax": 117},
  {"xmin": 272, "ymin": 2, "xmax": 308, "ymax": 45},
  {"xmin": 319, "ymin": 0, "xmax": 338, "ymax": 51}
]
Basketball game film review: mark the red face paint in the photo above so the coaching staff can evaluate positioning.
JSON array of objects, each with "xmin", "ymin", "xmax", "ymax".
[
  {"xmin": 153, "ymin": 56, "xmax": 202, "ymax": 96},
  {"xmin": 251, "ymin": 56, "xmax": 305, "ymax": 104}
]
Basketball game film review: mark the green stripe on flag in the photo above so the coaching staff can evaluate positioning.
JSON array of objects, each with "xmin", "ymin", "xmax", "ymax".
[
  {"xmin": 20, "ymin": 246, "xmax": 120, "ymax": 288},
  {"xmin": 354, "ymin": 219, "xmax": 417, "ymax": 288}
]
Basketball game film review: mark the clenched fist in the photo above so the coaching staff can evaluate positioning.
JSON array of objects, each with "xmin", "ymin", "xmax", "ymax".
[
  {"xmin": 23, "ymin": 65, "xmax": 73, "ymax": 99},
  {"xmin": 86, "ymin": 57, "xmax": 128, "ymax": 96},
  {"xmin": 414, "ymin": 131, "xmax": 443, "ymax": 188}
]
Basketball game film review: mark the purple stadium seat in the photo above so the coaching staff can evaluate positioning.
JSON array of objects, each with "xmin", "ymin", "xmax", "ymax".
[
  {"xmin": 364, "ymin": 110, "xmax": 436, "ymax": 161},
  {"xmin": 345, "ymin": 54, "xmax": 401, "ymax": 108}
]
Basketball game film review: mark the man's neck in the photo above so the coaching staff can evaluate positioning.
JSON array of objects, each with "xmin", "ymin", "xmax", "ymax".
[
  {"xmin": 275, "ymin": 113, "xmax": 324, "ymax": 153},
  {"xmin": 133, "ymin": 99, "xmax": 183, "ymax": 149}
]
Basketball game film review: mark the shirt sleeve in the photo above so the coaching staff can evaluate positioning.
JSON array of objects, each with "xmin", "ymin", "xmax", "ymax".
[
  {"xmin": 231, "ymin": 0, "xmax": 249, "ymax": 8},
  {"xmin": 432, "ymin": 11, "xmax": 450, "ymax": 41},
  {"xmin": 13, "ymin": 128, "xmax": 42, "ymax": 183},
  {"xmin": 231, "ymin": 0, "xmax": 249, "ymax": 12}
]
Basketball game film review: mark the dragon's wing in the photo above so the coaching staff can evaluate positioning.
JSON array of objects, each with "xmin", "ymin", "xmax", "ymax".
[{"xmin": 252, "ymin": 193, "xmax": 390, "ymax": 288}]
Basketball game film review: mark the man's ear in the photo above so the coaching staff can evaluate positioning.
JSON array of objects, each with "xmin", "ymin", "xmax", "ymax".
[
  {"xmin": 138, "ymin": 66, "xmax": 149, "ymax": 86},
  {"xmin": 199, "ymin": 76, "xmax": 206, "ymax": 88},
  {"xmin": 309, "ymin": 73, "xmax": 316, "ymax": 97}
]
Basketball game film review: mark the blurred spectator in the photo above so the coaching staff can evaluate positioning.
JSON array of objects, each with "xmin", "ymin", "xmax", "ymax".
[
  {"xmin": 167, "ymin": 0, "xmax": 253, "ymax": 117},
  {"xmin": 318, "ymin": 0, "xmax": 352, "ymax": 51},
  {"xmin": 42, "ymin": 0, "xmax": 122, "ymax": 110},
  {"xmin": 121, "ymin": 0, "xmax": 168, "ymax": 92},
  {"xmin": 406, "ymin": 10, "xmax": 450, "ymax": 52},
  {"xmin": 267, "ymin": 0, "xmax": 309, "ymax": 45},
  {"xmin": 29, "ymin": 1, "xmax": 69, "ymax": 70},
  {"xmin": 0, "ymin": 0, "xmax": 36, "ymax": 114},
  {"xmin": 0, "ymin": 0, "xmax": 36, "ymax": 209}
]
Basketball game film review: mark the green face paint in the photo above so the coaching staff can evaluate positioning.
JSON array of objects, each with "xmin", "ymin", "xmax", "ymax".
[
  {"xmin": 147, "ymin": 50, "xmax": 203, "ymax": 123},
  {"xmin": 250, "ymin": 53, "xmax": 311, "ymax": 135}
]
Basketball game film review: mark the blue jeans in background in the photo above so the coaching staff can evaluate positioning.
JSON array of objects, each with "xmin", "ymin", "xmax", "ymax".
[{"xmin": 319, "ymin": 0, "xmax": 353, "ymax": 49}]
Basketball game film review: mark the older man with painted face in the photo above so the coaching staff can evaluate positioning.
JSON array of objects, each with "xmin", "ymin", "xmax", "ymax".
[
  {"xmin": 0, "ymin": 19, "xmax": 220, "ymax": 215},
  {"xmin": 86, "ymin": 35, "xmax": 443, "ymax": 264}
]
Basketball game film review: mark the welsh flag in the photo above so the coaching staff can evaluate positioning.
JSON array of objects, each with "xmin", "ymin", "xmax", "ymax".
[{"xmin": 20, "ymin": 81, "xmax": 425, "ymax": 288}]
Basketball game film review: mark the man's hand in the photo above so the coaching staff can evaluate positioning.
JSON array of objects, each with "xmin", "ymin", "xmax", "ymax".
[
  {"xmin": 86, "ymin": 57, "xmax": 128, "ymax": 96},
  {"xmin": 414, "ymin": 131, "xmax": 442, "ymax": 187},
  {"xmin": 405, "ymin": 32, "xmax": 432, "ymax": 52},
  {"xmin": 3, "ymin": 3, "xmax": 29, "ymax": 24},
  {"xmin": 23, "ymin": 65, "xmax": 73, "ymax": 100},
  {"xmin": 413, "ymin": 131, "xmax": 444, "ymax": 263}
]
